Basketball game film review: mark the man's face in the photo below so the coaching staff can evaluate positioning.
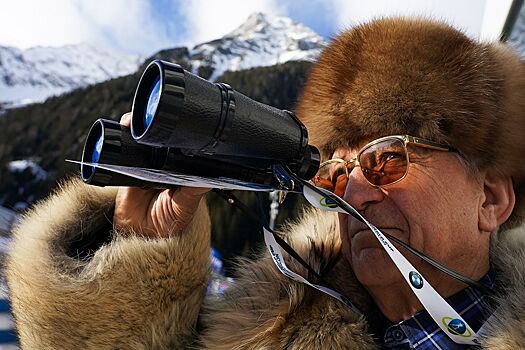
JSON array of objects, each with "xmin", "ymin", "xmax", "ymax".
[{"xmin": 336, "ymin": 140, "xmax": 491, "ymax": 294}]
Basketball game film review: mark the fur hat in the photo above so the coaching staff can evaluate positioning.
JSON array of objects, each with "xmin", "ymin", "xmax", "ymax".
[{"xmin": 296, "ymin": 17, "xmax": 525, "ymax": 228}]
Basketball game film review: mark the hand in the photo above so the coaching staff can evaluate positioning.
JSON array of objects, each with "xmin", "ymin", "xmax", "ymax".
[{"xmin": 113, "ymin": 113, "xmax": 210, "ymax": 238}]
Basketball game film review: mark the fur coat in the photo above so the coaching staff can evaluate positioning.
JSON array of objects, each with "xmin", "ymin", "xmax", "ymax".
[{"xmin": 5, "ymin": 179, "xmax": 525, "ymax": 349}]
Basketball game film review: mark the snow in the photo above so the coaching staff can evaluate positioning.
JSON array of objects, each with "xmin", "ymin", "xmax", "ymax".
[
  {"xmin": 0, "ymin": 43, "xmax": 142, "ymax": 106},
  {"xmin": 189, "ymin": 12, "xmax": 326, "ymax": 81},
  {"xmin": 7, "ymin": 160, "xmax": 48, "ymax": 181},
  {"xmin": 0, "ymin": 84, "xmax": 69, "ymax": 108}
]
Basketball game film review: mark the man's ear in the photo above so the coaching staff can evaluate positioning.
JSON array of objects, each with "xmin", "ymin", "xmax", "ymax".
[{"xmin": 479, "ymin": 169, "xmax": 516, "ymax": 233}]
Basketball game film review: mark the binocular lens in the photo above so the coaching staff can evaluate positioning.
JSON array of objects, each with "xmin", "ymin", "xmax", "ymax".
[
  {"xmin": 92, "ymin": 133, "xmax": 103, "ymax": 164},
  {"xmin": 81, "ymin": 121, "xmax": 104, "ymax": 181},
  {"xmin": 144, "ymin": 76, "xmax": 161, "ymax": 131},
  {"xmin": 81, "ymin": 118, "xmax": 168, "ymax": 187}
]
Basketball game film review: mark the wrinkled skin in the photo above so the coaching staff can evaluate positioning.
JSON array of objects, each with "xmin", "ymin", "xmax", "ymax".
[
  {"xmin": 336, "ymin": 142, "xmax": 514, "ymax": 321},
  {"xmin": 113, "ymin": 112, "xmax": 209, "ymax": 238}
]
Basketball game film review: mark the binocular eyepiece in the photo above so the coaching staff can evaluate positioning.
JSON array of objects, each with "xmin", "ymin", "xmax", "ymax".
[{"xmin": 81, "ymin": 60, "xmax": 320, "ymax": 190}]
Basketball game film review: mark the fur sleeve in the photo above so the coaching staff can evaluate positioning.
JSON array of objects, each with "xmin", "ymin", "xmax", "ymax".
[
  {"xmin": 199, "ymin": 208, "xmax": 376, "ymax": 349},
  {"xmin": 6, "ymin": 178, "xmax": 211, "ymax": 349},
  {"xmin": 480, "ymin": 226, "xmax": 525, "ymax": 349}
]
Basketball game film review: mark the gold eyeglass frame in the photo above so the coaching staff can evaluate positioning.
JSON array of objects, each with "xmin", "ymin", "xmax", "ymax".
[{"xmin": 313, "ymin": 135, "xmax": 458, "ymax": 189}]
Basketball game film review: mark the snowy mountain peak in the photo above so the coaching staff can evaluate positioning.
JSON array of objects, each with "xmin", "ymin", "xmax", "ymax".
[
  {"xmin": 228, "ymin": 12, "xmax": 319, "ymax": 41},
  {"xmin": 228, "ymin": 12, "xmax": 289, "ymax": 37},
  {"xmin": 189, "ymin": 12, "xmax": 326, "ymax": 81}
]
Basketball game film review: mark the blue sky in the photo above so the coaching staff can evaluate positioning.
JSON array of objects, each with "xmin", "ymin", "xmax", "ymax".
[{"xmin": 0, "ymin": 0, "xmax": 508, "ymax": 56}]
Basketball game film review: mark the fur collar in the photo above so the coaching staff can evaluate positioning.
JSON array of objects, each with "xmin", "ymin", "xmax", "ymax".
[{"xmin": 200, "ymin": 209, "xmax": 525, "ymax": 349}]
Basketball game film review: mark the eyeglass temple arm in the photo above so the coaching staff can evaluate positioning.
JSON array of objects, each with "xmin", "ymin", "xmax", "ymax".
[{"xmin": 405, "ymin": 135, "xmax": 458, "ymax": 152}]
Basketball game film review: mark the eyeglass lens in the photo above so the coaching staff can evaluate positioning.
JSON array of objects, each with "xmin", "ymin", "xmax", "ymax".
[{"xmin": 313, "ymin": 138, "xmax": 408, "ymax": 196}]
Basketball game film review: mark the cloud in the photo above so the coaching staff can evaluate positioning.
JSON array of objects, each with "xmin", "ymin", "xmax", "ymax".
[
  {"xmin": 0, "ymin": 0, "xmax": 176, "ymax": 55},
  {"xmin": 176, "ymin": 0, "xmax": 286, "ymax": 47},
  {"xmin": 330, "ymin": 0, "xmax": 485, "ymax": 39},
  {"xmin": 0, "ymin": 0, "xmax": 90, "ymax": 49},
  {"xmin": 73, "ymin": 0, "xmax": 176, "ymax": 54}
]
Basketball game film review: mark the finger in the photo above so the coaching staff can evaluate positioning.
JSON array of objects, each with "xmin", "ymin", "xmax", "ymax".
[
  {"xmin": 165, "ymin": 187, "xmax": 210, "ymax": 215},
  {"xmin": 115, "ymin": 186, "xmax": 158, "ymax": 223},
  {"xmin": 159, "ymin": 187, "xmax": 210, "ymax": 235},
  {"xmin": 119, "ymin": 112, "xmax": 132, "ymax": 127},
  {"xmin": 175, "ymin": 186, "xmax": 211, "ymax": 198},
  {"xmin": 170, "ymin": 187, "xmax": 210, "ymax": 215}
]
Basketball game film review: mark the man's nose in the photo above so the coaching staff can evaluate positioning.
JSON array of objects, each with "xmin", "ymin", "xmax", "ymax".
[{"xmin": 343, "ymin": 168, "xmax": 385, "ymax": 211}]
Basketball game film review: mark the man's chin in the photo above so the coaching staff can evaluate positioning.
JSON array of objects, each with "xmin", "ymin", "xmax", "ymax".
[{"xmin": 351, "ymin": 248, "xmax": 400, "ymax": 287}]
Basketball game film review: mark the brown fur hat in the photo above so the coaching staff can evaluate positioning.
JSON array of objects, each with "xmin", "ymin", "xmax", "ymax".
[{"xmin": 296, "ymin": 17, "xmax": 525, "ymax": 228}]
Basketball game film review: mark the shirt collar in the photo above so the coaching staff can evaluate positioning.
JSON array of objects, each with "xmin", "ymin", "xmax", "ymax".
[{"xmin": 383, "ymin": 268, "xmax": 495, "ymax": 349}]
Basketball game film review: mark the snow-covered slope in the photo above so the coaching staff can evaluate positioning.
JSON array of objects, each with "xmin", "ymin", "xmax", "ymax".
[
  {"xmin": 190, "ymin": 12, "xmax": 325, "ymax": 81},
  {"xmin": 0, "ymin": 44, "xmax": 141, "ymax": 107}
]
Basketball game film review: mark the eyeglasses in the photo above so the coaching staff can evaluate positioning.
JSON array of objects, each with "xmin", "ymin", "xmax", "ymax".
[{"xmin": 312, "ymin": 135, "xmax": 457, "ymax": 196}]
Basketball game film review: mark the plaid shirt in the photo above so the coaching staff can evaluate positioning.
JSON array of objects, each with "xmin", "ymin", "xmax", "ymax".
[{"xmin": 382, "ymin": 269, "xmax": 495, "ymax": 350}]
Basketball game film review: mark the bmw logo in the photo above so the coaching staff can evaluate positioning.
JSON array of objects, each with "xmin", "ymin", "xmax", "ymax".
[
  {"xmin": 392, "ymin": 329, "xmax": 404, "ymax": 341},
  {"xmin": 442, "ymin": 317, "xmax": 471, "ymax": 337},
  {"xmin": 409, "ymin": 271, "xmax": 424, "ymax": 289},
  {"xmin": 319, "ymin": 197, "xmax": 338, "ymax": 208}
]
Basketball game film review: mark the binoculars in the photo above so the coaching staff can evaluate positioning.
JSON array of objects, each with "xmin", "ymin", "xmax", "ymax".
[{"xmin": 80, "ymin": 60, "xmax": 320, "ymax": 190}]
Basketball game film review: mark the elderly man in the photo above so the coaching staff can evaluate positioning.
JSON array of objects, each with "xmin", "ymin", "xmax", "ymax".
[{"xmin": 6, "ymin": 18, "xmax": 525, "ymax": 349}]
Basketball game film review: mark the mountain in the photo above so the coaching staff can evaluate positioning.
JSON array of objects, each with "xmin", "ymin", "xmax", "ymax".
[
  {"xmin": 189, "ymin": 12, "xmax": 325, "ymax": 80},
  {"xmin": 0, "ymin": 12, "xmax": 325, "ymax": 110},
  {"xmin": 0, "ymin": 43, "xmax": 142, "ymax": 109},
  {"xmin": 142, "ymin": 12, "xmax": 325, "ymax": 80}
]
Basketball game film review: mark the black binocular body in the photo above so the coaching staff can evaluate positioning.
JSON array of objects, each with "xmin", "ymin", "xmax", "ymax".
[{"xmin": 81, "ymin": 60, "xmax": 320, "ymax": 189}]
